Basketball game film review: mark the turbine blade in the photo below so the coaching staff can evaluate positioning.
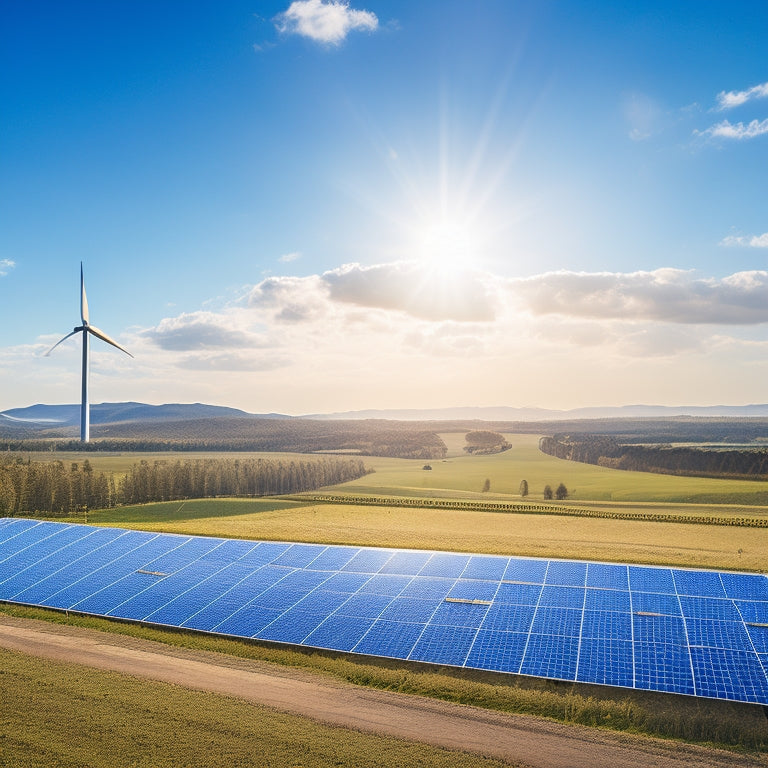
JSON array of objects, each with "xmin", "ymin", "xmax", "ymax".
[
  {"xmin": 80, "ymin": 262, "xmax": 90, "ymax": 325},
  {"xmin": 86, "ymin": 325, "xmax": 134, "ymax": 358},
  {"xmin": 44, "ymin": 329, "xmax": 80, "ymax": 356}
]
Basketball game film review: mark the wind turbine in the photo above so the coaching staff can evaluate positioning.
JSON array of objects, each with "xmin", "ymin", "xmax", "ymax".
[{"xmin": 46, "ymin": 263, "xmax": 133, "ymax": 443}]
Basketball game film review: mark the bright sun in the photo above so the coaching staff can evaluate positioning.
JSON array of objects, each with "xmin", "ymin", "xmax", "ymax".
[{"xmin": 412, "ymin": 213, "xmax": 481, "ymax": 273}]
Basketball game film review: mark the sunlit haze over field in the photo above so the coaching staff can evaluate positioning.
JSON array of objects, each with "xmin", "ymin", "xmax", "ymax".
[{"xmin": 2, "ymin": 1, "xmax": 768, "ymax": 415}]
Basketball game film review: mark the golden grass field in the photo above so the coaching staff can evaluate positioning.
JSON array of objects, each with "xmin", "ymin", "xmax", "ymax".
[{"xmin": 72, "ymin": 432, "xmax": 767, "ymax": 571}]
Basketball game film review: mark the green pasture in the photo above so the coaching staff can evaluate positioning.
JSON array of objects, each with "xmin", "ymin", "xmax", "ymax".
[
  {"xmin": 340, "ymin": 434, "xmax": 768, "ymax": 506},
  {"xmin": 19, "ymin": 434, "xmax": 768, "ymax": 506}
]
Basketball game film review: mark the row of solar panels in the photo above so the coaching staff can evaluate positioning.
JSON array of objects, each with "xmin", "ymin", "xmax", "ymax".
[{"xmin": 1, "ymin": 518, "xmax": 767, "ymax": 704}]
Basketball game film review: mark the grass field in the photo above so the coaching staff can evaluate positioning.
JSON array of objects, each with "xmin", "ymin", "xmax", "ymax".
[
  {"xmin": 17, "ymin": 434, "xmax": 768, "ymax": 505},
  {"xmin": 341, "ymin": 434, "xmax": 768, "ymax": 506},
  {"xmin": 0, "ymin": 645, "xmax": 512, "ymax": 768},
  {"xmin": 90, "ymin": 497, "xmax": 767, "ymax": 571}
]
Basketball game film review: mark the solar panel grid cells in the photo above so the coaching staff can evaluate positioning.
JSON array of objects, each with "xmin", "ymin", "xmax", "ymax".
[
  {"xmin": 691, "ymin": 647, "xmax": 768, "ymax": 702},
  {"xmin": 586, "ymin": 563, "xmax": 629, "ymax": 590},
  {"xmin": 4, "ymin": 527, "xmax": 129, "ymax": 603},
  {"xmin": 354, "ymin": 619, "xmax": 424, "ymax": 658},
  {"xmin": 0, "ymin": 526, "xmax": 99, "ymax": 600},
  {"xmin": 634, "ymin": 642, "xmax": 695, "ymax": 695},
  {"xmin": 673, "ymin": 569, "xmax": 726, "ymax": 599},
  {"xmin": 520, "ymin": 633, "xmax": 579, "ymax": 680},
  {"xmin": 466, "ymin": 630, "xmax": 527, "ymax": 673},
  {"xmin": 577, "ymin": 637, "xmax": 634, "ymax": 687},
  {"xmin": 32, "ymin": 533, "xmax": 170, "ymax": 610},
  {"xmin": 2, "ymin": 521, "xmax": 768, "ymax": 706},
  {"xmin": 721, "ymin": 572, "xmax": 768, "ymax": 601},
  {"xmin": 409, "ymin": 623, "xmax": 478, "ymax": 666},
  {"xmin": 304, "ymin": 614, "xmax": 375, "ymax": 652}
]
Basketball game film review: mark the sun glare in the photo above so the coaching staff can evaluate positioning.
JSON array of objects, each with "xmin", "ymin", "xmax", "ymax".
[{"xmin": 413, "ymin": 214, "xmax": 482, "ymax": 274}]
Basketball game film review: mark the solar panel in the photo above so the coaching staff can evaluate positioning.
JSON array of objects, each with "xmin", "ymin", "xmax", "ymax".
[{"xmin": 1, "ymin": 517, "xmax": 767, "ymax": 705}]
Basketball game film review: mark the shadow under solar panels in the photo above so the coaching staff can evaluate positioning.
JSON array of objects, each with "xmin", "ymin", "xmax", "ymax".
[{"xmin": 2, "ymin": 518, "xmax": 767, "ymax": 706}]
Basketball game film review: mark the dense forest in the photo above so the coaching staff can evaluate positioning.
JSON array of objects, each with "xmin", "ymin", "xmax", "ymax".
[
  {"xmin": 0, "ymin": 418, "xmax": 448, "ymax": 459},
  {"xmin": 0, "ymin": 456, "xmax": 370, "ymax": 517},
  {"xmin": 539, "ymin": 435, "xmax": 768, "ymax": 479}
]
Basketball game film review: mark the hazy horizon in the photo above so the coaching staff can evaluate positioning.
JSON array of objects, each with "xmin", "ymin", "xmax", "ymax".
[{"xmin": 2, "ymin": 2, "xmax": 768, "ymax": 415}]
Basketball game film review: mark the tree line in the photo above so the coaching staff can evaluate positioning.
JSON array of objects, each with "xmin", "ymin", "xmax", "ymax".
[
  {"xmin": 1, "ymin": 422, "xmax": 447, "ymax": 460},
  {"xmin": 0, "ymin": 456, "xmax": 370, "ymax": 517},
  {"xmin": 539, "ymin": 435, "xmax": 768, "ymax": 479}
]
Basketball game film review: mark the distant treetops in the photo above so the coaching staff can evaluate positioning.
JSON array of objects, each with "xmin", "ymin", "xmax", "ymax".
[{"xmin": 463, "ymin": 430, "xmax": 511, "ymax": 455}]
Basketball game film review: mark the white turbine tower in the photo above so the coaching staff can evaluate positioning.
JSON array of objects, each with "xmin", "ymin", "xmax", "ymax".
[{"xmin": 46, "ymin": 263, "xmax": 133, "ymax": 443}]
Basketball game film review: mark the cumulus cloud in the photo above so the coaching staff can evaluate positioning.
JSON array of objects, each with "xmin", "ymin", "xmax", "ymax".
[
  {"xmin": 511, "ymin": 269, "xmax": 768, "ymax": 325},
  {"xmin": 248, "ymin": 262, "xmax": 498, "ymax": 323},
  {"xmin": 696, "ymin": 118, "xmax": 768, "ymax": 140},
  {"xmin": 275, "ymin": 0, "xmax": 378, "ymax": 45},
  {"xmin": 322, "ymin": 262, "xmax": 497, "ymax": 322},
  {"xmin": 141, "ymin": 311, "xmax": 268, "ymax": 351},
  {"xmin": 0, "ymin": 259, "xmax": 15, "ymax": 276},
  {"xmin": 716, "ymin": 81, "xmax": 768, "ymax": 110},
  {"xmin": 720, "ymin": 232, "xmax": 768, "ymax": 248},
  {"xmin": 248, "ymin": 274, "xmax": 330, "ymax": 323}
]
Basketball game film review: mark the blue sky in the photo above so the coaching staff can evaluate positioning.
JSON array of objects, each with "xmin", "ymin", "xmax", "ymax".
[{"xmin": 2, "ymin": 1, "xmax": 768, "ymax": 414}]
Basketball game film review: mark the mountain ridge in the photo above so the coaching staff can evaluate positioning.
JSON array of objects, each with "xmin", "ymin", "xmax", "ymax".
[{"xmin": 4, "ymin": 401, "xmax": 768, "ymax": 429}]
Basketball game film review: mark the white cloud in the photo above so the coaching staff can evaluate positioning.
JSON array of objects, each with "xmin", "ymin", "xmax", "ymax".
[
  {"xmin": 322, "ymin": 262, "xmax": 498, "ymax": 322},
  {"xmin": 716, "ymin": 81, "xmax": 768, "ymax": 110},
  {"xmin": 696, "ymin": 118, "xmax": 768, "ymax": 140},
  {"xmin": 279, "ymin": 251, "xmax": 301, "ymax": 263},
  {"xmin": 511, "ymin": 269, "xmax": 768, "ymax": 325},
  {"xmin": 141, "ymin": 311, "xmax": 269, "ymax": 351},
  {"xmin": 248, "ymin": 261, "xmax": 499, "ymax": 323},
  {"xmin": 0, "ymin": 259, "xmax": 15, "ymax": 276},
  {"xmin": 248, "ymin": 274, "xmax": 330, "ymax": 323},
  {"xmin": 720, "ymin": 232, "xmax": 768, "ymax": 248},
  {"xmin": 275, "ymin": 0, "xmax": 378, "ymax": 45},
  {"xmin": 37, "ymin": 261, "xmax": 768, "ymax": 414}
]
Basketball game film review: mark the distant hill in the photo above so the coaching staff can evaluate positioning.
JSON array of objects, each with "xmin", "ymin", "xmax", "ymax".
[
  {"xmin": 5, "ymin": 402, "xmax": 768, "ymax": 432},
  {"xmin": 2, "ymin": 401, "xmax": 768, "ymax": 455},
  {"xmin": 0, "ymin": 402, "xmax": 288, "ymax": 430},
  {"xmin": 305, "ymin": 404, "xmax": 768, "ymax": 421}
]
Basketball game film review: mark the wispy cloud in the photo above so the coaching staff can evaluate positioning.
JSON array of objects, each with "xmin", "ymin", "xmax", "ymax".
[
  {"xmin": 275, "ymin": 0, "xmax": 378, "ymax": 46},
  {"xmin": 696, "ymin": 118, "xmax": 768, "ymax": 141},
  {"xmin": 0, "ymin": 259, "xmax": 15, "ymax": 276},
  {"xmin": 279, "ymin": 251, "xmax": 301, "ymax": 263},
  {"xmin": 716, "ymin": 81, "xmax": 768, "ymax": 110},
  {"xmin": 720, "ymin": 232, "xmax": 768, "ymax": 248}
]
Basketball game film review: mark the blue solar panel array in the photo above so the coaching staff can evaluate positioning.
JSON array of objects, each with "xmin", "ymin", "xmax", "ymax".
[{"xmin": 1, "ymin": 518, "xmax": 767, "ymax": 704}]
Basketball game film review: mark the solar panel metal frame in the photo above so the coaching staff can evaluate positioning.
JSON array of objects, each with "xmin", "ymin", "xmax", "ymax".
[{"xmin": 1, "ymin": 517, "xmax": 767, "ymax": 705}]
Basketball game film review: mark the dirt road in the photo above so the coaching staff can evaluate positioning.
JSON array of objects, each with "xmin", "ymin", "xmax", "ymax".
[{"xmin": 0, "ymin": 615, "xmax": 763, "ymax": 768}]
